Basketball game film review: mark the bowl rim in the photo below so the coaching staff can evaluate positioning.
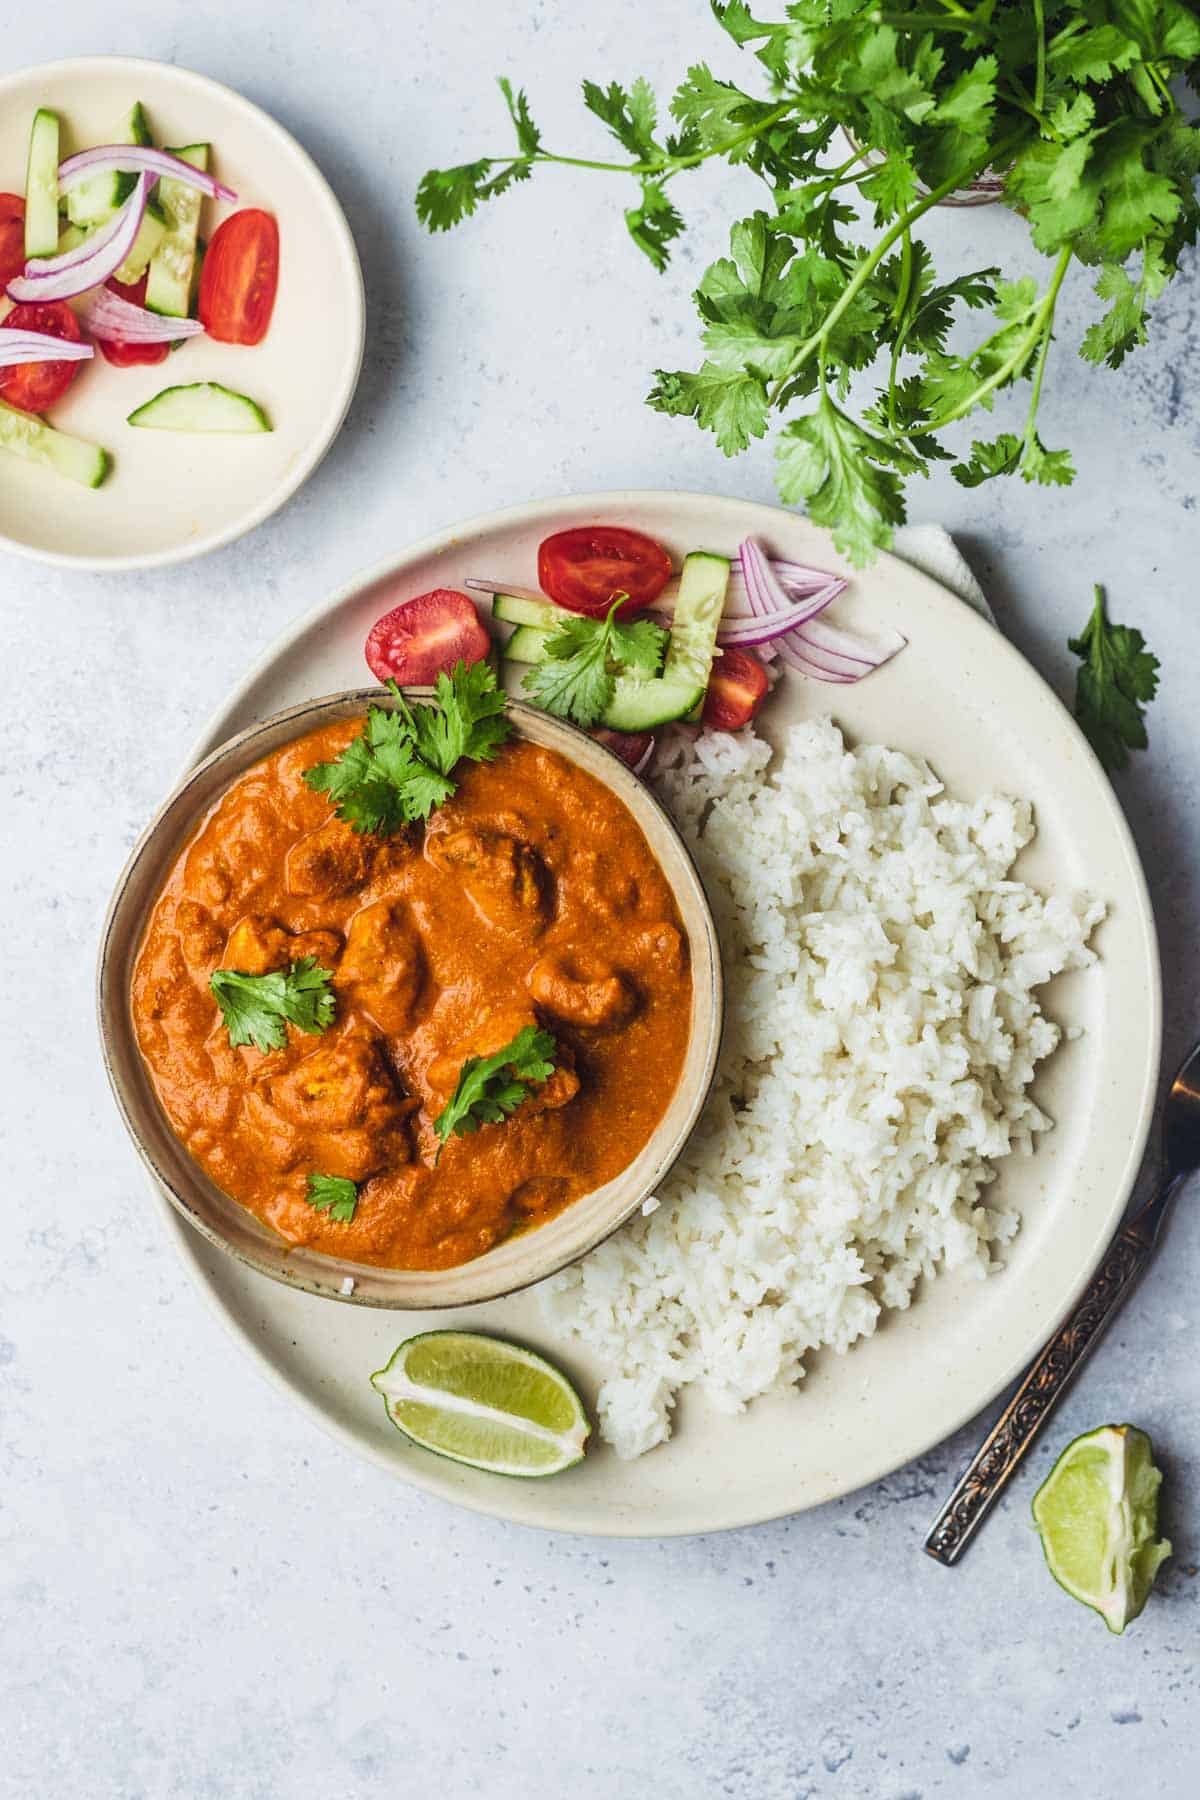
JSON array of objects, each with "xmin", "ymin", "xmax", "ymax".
[
  {"xmin": 0, "ymin": 54, "xmax": 365, "ymax": 573},
  {"xmin": 97, "ymin": 684, "xmax": 725, "ymax": 1308}
]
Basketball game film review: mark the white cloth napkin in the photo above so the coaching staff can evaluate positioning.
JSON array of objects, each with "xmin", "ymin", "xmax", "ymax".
[{"xmin": 892, "ymin": 523, "xmax": 993, "ymax": 625}]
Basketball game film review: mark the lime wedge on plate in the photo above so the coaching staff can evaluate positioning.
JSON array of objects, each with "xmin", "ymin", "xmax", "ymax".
[
  {"xmin": 370, "ymin": 1331, "xmax": 590, "ymax": 1477},
  {"xmin": 1032, "ymin": 1424, "xmax": 1171, "ymax": 1634}
]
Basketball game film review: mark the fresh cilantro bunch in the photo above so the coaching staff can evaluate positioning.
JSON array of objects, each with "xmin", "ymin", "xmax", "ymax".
[
  {"xmin": 1070, "ymin": 584, "xmax": 1161, "ymax": 770},
  {"xmin": 304, "ymin": 660, "xmax": 510, "ymax": 833},
  {"xmin": 210, "ymin": 957, "xmax": 337, "ymax": 1054},
  {"xmin": 434, "ymin": 1025, "xmax": 558, "ymax": 1150},
  {"xmin": 522, "ymin": 601, "xmax": 667, "ymax": 726},
  {"xmin": 417, "ymin": 1, "xmax": 1200, "ymax": 577}
]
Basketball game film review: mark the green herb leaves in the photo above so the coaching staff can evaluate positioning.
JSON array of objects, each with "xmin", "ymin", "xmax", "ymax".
[
  {"xmin": 210, "ymin": 958, "xmax": 337, "ymax": 1054},
  {"xmin": 434, "ymin": 1025, "xmax": 557, "ymax": 1149},
  {"xmin": 521, "ymin": 602, "xmax": 667, "ymax": 726},
  {"xmin": 304, "ymin": 660, "xmax": 510, "ymax": 834},
  {"xmin": 416, "ymin": 3, "xmax": 1200, "ymax": 583},
  {"xmin": 305, "ymin": 1173, "xmax": 359, "ymax": 1223},
  {"xmin": 1069, "ymin": 586, "xmax": 1160, "ymax": 773}
]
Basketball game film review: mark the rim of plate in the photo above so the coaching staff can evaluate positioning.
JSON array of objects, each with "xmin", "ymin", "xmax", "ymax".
[
  {"xmin": 0, "ymin": 55, "xmax": 365, "ymax": 573},
  {"xmin": 149, "ymin": 489, "xmax": 1162, "ymax": 1535}
]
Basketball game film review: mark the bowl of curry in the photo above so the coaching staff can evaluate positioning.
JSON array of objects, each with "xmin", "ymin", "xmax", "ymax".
[{"xmin": 98, "ymin": 689, "xmax": 723, "ymax": 1308}]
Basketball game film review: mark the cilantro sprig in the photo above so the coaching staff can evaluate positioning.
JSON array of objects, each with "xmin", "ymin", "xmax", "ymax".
[
  {"xmin": 305, "ymin": 1172, "xmax": 359, "ymax": 1223},
  {"xmin": 304, "ymin": 660, "xmax": 510, "ymax": 834},
  {"xmin": 1069, "ymin": 586, "xmax": 1160, "ymax": 773},
  {"xmin": 521, "ymin": 601, "xmax": 667, "ymax": 727},
  {"xmin": 210, "ymin": 957, "xmax": 337, "ymax": 1054},
  {"xmin": 417, "ymin": 4, "xmax": 1200, "ymax": 585},
  {"xmin": 434, "ymin": 1025, "xmax": 557, "ymax": 1151}
]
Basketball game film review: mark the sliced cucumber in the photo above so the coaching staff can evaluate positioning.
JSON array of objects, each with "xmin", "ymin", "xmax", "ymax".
[
  {"xmin": 56, "ymin": 222, "xmax": 90, "ymax": 256},
  {"xmin": 65, "ymin": 101, "xmax": 152, "ymax": 225},
  {"xmin": 0, "ymin": 400, "xmax": 110, "ymax": 488},
  {"xmin": 145, "ymin": 144, "xmax": 209, "ymax": 318},
  {"xmin": 493, "ymin": 592, "xmax": 567, "ymax": 631},
  {"xmin": 503, "ymin": 623, "xmax": 553, "ymax": 665},
  {"xmin": 24, "ymin": 109, "xmax": 60, "ymax": 257},
  {"xmin": 127, "ymin": 382, "xmax": 272, "ymax": 434},
  {"xmin": 601, "ymin": 550, "xmax": 729, "ymax": 730},
  {"xmin": 112, "ymin": 197, "xmax": 168, "ymax": 285}
]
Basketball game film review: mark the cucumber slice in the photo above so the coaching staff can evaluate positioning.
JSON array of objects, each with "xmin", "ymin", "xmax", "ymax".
[
  {"xmin": 127, "ymin": 382, "xmax": 272, "ymax": 434},
  {"xmin": 112, "ymin": 197, "xmax": 168, "ymax": 285},
  {"xmin": 66, "ymin": 101, "xmax": 153, "ymax": 225},
  {"xmin": 600, "ymin": 550, "xmax": 730, "ymax": 730},
  {"xmin": 0, "ymin": 399, "xmax": 110, "ymax": 488},
  {"xmin": 56, "ymin": 222, "xmax": 90, "ymax": 255},
  {"xmin": 503, "ymin": 623, "xmax": 553, "ymax": 665},
  {"xmin": 145, "ymin": 144, "xmax": 209, "ymax": 318},
  {"xmin": 493, "ymin": 592, "xmax": 567, "ymax": 631},
  {"xmin": 24, "ymin": 109, "xmax": 60, "ymax": 257}
]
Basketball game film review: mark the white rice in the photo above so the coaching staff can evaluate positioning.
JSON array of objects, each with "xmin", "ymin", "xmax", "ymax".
[{"xmin": 540, "ymin": 718, "xmax": 1104, "ymax": 1460}]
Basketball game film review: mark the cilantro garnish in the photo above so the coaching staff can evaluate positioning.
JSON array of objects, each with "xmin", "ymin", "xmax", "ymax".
[
  {"xmin": 416, "ymin": 7, "xmax": 1200, "ymax": 579},
  {"xmin": 303, "ymin": 659, "xmax": 510, "ymax": 833},
  {"xmin": 434, "ymin": 1025, "xmax": 557, "ymax": 1151},
  {"xmin": 1069, "ymin": 586, "xmax": 1160, "ymax": 773},
  {"xmin": 305, "ymin": 1172, "xmax": 359, "ymax": 1223},
  {"xmin": 210, "ymin": 957, "xmax": 337, "ymax": 1054},
  {"xmin": 521, "ymin": 601, "xmax": 667, "ymax": 727}
]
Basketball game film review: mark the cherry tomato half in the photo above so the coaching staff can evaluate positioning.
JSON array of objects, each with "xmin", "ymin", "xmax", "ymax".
[
  {"xmin": 365, "ymin": 589, "xmax": 491, "ymax": 685},
  {"xmin": 0, "ymin": 193, "xmax": 25, "ymax": 289},
  {"xmin": 702, "ymin": 645, "xmax": 769, "ymax": 732},
  {"xmin": 538, "ymin": 525, "xmax": 672, "ymax": 619},
  {"xmin": 591, "ymin": 727, "xmax": 654, "ymax": 770},
  {"xmin": 198, "ymin": 209, "xmax": 280, "ymax": 346},
  {"xmin": 93, "ymin": 273, "xmax": 171, "ymax": 368},
  {"xmin": 0, "ymin": 300, "xmax": 85, "ymax": 414}
]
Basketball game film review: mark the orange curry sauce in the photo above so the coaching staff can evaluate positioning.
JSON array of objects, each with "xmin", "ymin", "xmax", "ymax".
[{"xmin": 132, "ymin": 721, "xmax": 692, "ymax": 1269}]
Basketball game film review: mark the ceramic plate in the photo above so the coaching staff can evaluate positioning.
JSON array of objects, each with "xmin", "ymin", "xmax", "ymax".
[
  {"xmin": 141, "ymin": 491, "xmax": 1161, "ymax": 1535},
  {"xmin": 0, "ymin": 56, "xmax": 363, "ymax": 569}
]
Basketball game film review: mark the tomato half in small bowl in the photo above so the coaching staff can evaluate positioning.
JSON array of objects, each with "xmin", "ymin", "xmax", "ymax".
[
  {"xmin": 93, "ymin": 273, "xmax": 171, "ymax": 368},
  {"xmin": 365, "ymin": 589, "xmax": 491, "ymax": 685},
  {"xmin": 702, "ymin": 645, "xmax": 769, "ymax": 732},
  {"xmin": 198, "ymin": 208, "xmax": 280, "ymax": 346},
  {"xmin": 0, "ymin": 300, "xmax": 86, "ymax": 414},
  {"xmin": 538, "ymin": 525, "xmax": 672, "ymax": 619},
  {"xmin": 0, "ymin": 193, "xmax": 25, "ymax": 290}
]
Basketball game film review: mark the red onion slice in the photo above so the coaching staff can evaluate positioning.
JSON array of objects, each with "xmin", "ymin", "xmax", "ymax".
[
  {"xmin": 463, "ymin": 578, "xmax": 548, "ymax": 606},
  {"xmin": 0, "ymin": 330, "xmax": 94, "ymax": 366},
  {"xmin": 58, "ymin": 146, "xmax": 237, "ymax": 205},
  {"xmin": 78, "ymin": 287, "xmax": 206, "ymax": 343},
  {"xmin": 8, "ymin": 175, "xmax": 149, "ymax": 303},
  {"xmin": 632, "ymin": 736, "xmax": 656, "ymax": 775},
  {"xmin": 740, "ymin": 536, "xmax": 905, "ymax": 683}
]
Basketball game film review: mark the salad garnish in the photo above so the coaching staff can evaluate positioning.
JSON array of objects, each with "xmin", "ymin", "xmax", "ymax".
[
  {"xmin": 303, "ymin": 661, "xmax": 511, "ymax": 833},
  {"xmin": 1069, "ymin": 586, "xmax": 1161, "ymax": 774},
  {"xmin": 304, "ymin": 1173, "xmax": 359, "ymax": 1223},
  {"xmin": 521, "ymin": 600, "xmax": 668, "ymax": 726}
]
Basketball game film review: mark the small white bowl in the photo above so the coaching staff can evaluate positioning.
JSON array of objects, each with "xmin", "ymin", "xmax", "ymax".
[{"xmin": 0, "ymin": 56, "xmax": 364, "ymax": 570}]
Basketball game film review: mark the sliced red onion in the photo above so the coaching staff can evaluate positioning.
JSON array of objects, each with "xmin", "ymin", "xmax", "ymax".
[
  {"xmin": 78, "ymin": 287, "xmax": 206, "ymax": 343},
  {"xmin": 632, "ymin": 737, "xmax": 656, "ymax": 775},
  {"xmin": 0, "ymin": 330, "xmax": 94, "ymax": 366},
  {"xmin": 8, "ymin": 175, "xmax": 149, "ymax": 303},
  {"xmin": 463, "ymin": 578, "xmax": 548, "ymax": 606},
  {"xmin": 740, "ymin": 536, "xmax": 905, "ymax": 683},
  {"xmin": 58, "ymin": 146, "xmax": 237, "ymax": 205}
]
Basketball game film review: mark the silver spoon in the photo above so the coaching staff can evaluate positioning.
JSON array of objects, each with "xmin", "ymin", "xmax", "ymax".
[{"xmin": 925, "ymin": 1039, "xmax": 1200, "ymax": 1564}]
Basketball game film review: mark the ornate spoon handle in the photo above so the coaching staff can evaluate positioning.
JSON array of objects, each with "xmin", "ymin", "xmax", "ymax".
[{"xmin": 924, "ymin": 1200, "xmax": 1164, "ymax": 1566}]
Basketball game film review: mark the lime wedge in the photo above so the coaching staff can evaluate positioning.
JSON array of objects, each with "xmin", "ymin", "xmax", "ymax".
[
  {"xmin": 370, "ymin": 1331, "xmax": 590, "ymax": 1477},
  {"xmin": 1032, "ymin": 1424, "xmax": 1172, "ymax": 1634}
]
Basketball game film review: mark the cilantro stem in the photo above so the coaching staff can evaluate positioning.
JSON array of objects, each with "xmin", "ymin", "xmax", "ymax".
[
  {"xmin": 502, "ymin": 101, "xmax": 799, "ymax": 184},
  {"xmin": 925, "ymin": 245, "xmax": 1072, "ymax": 430},
  {"xmin": 766, "ymin": 133, "xmax": 1026, "ymax": 407},
  {"xmin": 1033, "ymin": 0, "xmax": 1047, "ymax": 115}
]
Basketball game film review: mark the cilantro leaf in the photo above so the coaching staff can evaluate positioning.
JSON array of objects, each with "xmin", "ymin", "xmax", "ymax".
[
  {"xmin": 303, "ymin": 660, "xmax": 511, "ymax": 833},
  {"xmin": 1068, "ymin": 586, "xmax": 1160, "ymax": 772},
  {"xmin": 648, "ymin": 363, "xmax": 770, "ymax": 456},
  {"xmin": 775, "ymin": 395, "xmax": 919, "ymax": 566},
  {"xmin": 210, "ymin": 957, "xmax": 337, "ymax": 1054},
  {"xmin": 498, "ymin": 78, "xmax": 541, "ymax": 157},
  {"xmin": 434, "ymin": 1025, "xmax": 557, "ymax": 1148},
  {"xmin": 522, "ymin": 603, "xmax": 666, "ymax": 727},
  {"xmin": 305, "ymin": 1173, "xmax": 359, "ymax": 1223},
  {"xmin": 625, "ymin": 178, "xmax": 685, "ymax": 271},
  {"xmin": 582, "ymin": 77, "xmax": 661, "ymax": 160}
]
